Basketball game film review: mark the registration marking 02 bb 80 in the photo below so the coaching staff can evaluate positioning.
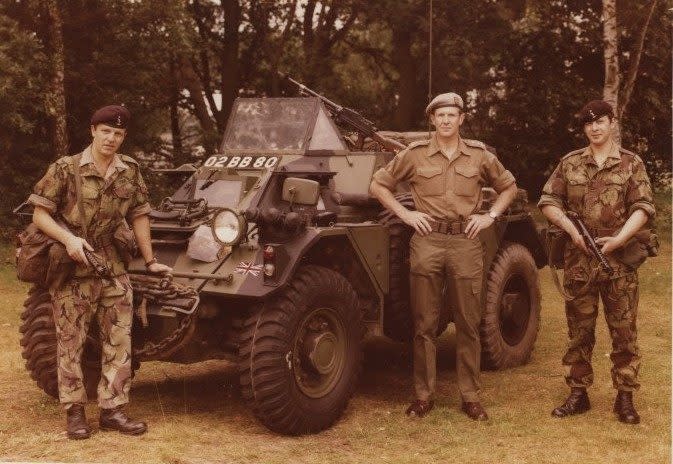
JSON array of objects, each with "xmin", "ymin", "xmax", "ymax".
[{"xmin": 203, "ymin": 155, "xmax": 279, "ymax": 169}]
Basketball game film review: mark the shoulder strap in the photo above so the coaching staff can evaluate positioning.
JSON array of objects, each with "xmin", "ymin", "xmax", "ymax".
[{"xmin": 72, "ymin": 153, "xmax": 90, "ymax": 241}]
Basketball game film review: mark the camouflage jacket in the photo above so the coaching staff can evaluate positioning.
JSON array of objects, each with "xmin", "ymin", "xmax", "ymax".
[
  {"xmin": 538, "ymin": 145, "xmax": 655, "ymax": 281},
  {"xmin": 28, "ymin": 145, "xmax": 151, "ymax": 278}
]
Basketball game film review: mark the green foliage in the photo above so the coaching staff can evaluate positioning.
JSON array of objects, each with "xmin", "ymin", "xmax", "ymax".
[
  {"xmin": 0, "ymin": 12, "xmax": 50, "ymax": 234},
  {"xmin": 0, "ymin": 0, "xmax": 670, "ymax": 235}
]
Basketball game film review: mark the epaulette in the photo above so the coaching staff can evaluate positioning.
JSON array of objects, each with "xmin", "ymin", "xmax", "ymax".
[
  {"xmin": 120, "ymin": 154, "xmax": 139, "ymax": 165},
  {"xmin": 463, "ymin": 139, "xmax": 486, "ymax": 149},
  {"xmin": 55, "ymin": 155, "xmax": 73, "ymax": 166},
  {"xmin": 407, "ymin": 139, "xmax": 431, "ymax": 149},
  {"xmin": 618, "ymin": 146, "xmax": 639, "ymax": 159},
  {"xmin": 560, "ymin": 148, "xmax": 585, "ymax": 160}
]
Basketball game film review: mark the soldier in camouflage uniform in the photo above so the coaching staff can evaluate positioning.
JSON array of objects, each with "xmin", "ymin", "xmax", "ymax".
[
  {"xmin": 538, "ymin": 100, "xmax": 655, "ymax": 424},
  {"xmin": 370, "ymin": 93, "xmax": 518, "ymax": 421},
  {"xmin": 29, "ymin": 105, "xmax": 172, "ymax": 439}
]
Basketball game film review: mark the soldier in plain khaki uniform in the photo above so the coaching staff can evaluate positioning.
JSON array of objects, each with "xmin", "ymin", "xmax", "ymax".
[
  {"xmin": 370, "ymin": 93, "xmax": 518, "ymax": 420},
  {"xmin": 29, "ymin": 105, "xmax": 172, "ymax": 439}
]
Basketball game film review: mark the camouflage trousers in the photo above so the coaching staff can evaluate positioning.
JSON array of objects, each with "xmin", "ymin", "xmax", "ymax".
[
  {"xmin": 562, "ymin": 272, "xmax": 640, "ymax": 391},
  {"xmin": 50, "ymin": 275, "xmax": 134, "ymax": 409}
]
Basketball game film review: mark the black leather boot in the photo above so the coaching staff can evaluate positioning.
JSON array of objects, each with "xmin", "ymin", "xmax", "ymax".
[
  {"xmin": 551, "ymin": 387, "xmax": 591, "ymax": 417},
  {"xmin": 66, "ymin": 404, "xmax": 91, "ymax": 440},
  {"xmin": 99, "ymin": 406, "xmax": 148, "ymax": 435},
  {"xmin": 614, "ymin": 390, "xmax": 640, "ymax": 424}
]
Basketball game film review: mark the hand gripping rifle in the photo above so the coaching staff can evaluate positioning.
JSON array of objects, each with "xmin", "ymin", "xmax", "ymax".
[
  {"xmin": 280, "ymin": 73, "xmax": 406, "ymax": 154},
  {"xmin": 566, "ymin": 211, "xmax": 614, "ymax": 274}
]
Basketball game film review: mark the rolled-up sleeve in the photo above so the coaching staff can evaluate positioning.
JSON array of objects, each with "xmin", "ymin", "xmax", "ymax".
[
  {"xmin": 625, "ymin": 157, "xmax": 656, "ymax": 219},
  {"xmin": 372, "ymin": 148, "xmax": 415, "ymax": 190},
  {"xmin": 537, "ymin": 162, "xmax": 566, "ymax": 210},
  {"xmin": 482, "ymin": 151, "xmax": 515, "ymax": 193},
  {"xmin": 126, "ymin": 169, "xmax": 152, "ymax": 221},
  {"xmin": 27, "ymin": 162, "xmax": 66, "ymax": 214}
]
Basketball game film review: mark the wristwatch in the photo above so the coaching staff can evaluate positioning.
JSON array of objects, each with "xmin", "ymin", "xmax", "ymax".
[
  {"xmin": 145, "ymin": 257, "xmax": 158, "ymax": 269},
  {"xmin": 488, "ymin": 210, "xmax": 499, "ymax": 220}
]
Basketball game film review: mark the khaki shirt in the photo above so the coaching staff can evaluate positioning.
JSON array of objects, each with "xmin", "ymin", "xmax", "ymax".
[
  {"xmin": 373, "ymin": 135, "xmax": 515, "ymax": 221},
  {"xmin": 28, "ymin": 145, "xmax": 151, "ymax": 277},
  {"xmin": 538, "ymin": 145, "xmax": 655, "ymax": 280}
]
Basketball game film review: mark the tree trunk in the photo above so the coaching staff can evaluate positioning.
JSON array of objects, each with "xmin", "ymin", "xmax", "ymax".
[
  {"xmin": 42, "ymin": 0, "xmax": 68, "ymax": 158},
  {"xmin": 176, "ymin": 54, "xmax": 217, "ymax": 154},
  {"xmin": 219, "ymin": 0, "xmax": 241, "ymax": 130},
  {"xmin": 619, "ymin": 0, "xmax": 658, "ymax": 122},
  {"xmin": 602, "ymin": 0, "xmax": 621, "ymax": 142},
  {"xmin": 392, "ymin": 26, "xmax": 417, "ymax": 130},
  {"xmin": 169, "ymin": 58, "xmax": 186, "ymax": 166}
]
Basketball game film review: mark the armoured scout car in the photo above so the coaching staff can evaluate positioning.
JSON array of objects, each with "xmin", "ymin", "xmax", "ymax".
[{"xmin": 19, "ymin": 94, "xmax": 547, "ymax": 435}]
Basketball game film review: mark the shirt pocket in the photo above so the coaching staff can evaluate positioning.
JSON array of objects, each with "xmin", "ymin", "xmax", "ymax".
[
  {"xmin": 414, "ymin": 166, "xmax": 444, "ymax": 196},
  {"xmin": 113, "ymin": 179, "xmax": 135, "ymax": 200},
  {"xmin": 453, "ymin": 165, "xmax": 480, "ymax": 197},
  {"xmin": 81, "ymin": 183, "xmax": 100, "ymax": 200},
  {"xmin": 567, "ymin": 178, "xmax": 588, "ymax": 204},
  {"xmin": 600, "ymin": 172, "xmax": 628, "ymax": 206}
]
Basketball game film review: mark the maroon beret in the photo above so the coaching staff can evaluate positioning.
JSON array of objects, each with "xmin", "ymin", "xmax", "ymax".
[
  {"xmin": 90, "ymin": 105, "xmax": 130, "ymax": 128},
  {"xmin": 577, "ymin": 100, "xmax": 614, "ymax": 125}
]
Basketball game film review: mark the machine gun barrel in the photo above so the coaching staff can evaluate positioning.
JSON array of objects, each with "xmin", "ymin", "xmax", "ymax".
[
  {"xmin": 280, "ymin": 73, "xmax": 406, "ymax": 153},
  {"xmin": 567, "ymin": 212, "xmax": 614, "ymax": 274}
]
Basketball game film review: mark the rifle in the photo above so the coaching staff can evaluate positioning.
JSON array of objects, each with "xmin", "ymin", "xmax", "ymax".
[
  {"xmin": 280, "ymin": 73, "xmax": 407, "ymax": 154},
  {"xmin": 83, "ymin": 248, "xmax": 121, "ymax": 287},
  {"xmin": 566, "ymin": 211, "xmax": 614, "ymax": 274}
]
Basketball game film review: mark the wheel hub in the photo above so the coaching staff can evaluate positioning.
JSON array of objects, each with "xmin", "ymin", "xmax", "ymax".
[{"xmin": 305, "ymin": 331, "xmax": 338, "ymax": 374}]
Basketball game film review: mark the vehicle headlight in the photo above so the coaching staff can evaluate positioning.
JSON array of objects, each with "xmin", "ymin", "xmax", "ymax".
[{"xmin": 211, "ymin": 208, "xmax": 247, "ymax": 245}]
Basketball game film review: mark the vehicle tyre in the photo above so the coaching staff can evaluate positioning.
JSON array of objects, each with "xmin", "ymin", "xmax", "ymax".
[
  {"xmin": 378, "ymin": 194, "xmax": 450, "ymax": 342},
  {"xmin": 481, "ymin": 242, "xmax": 541, "ymax": 369},
  {"xmin": 239, "ymin": 265, "xmax": 364, "ymax": 435},
  {"xmin": 19, "ymin": 285, "xmax": 105, "ymax": 399}
]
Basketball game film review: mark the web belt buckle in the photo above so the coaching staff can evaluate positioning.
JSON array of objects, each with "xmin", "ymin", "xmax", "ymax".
[{"xmin": 436, "ymin": 221, "xmax": 462, "ymax": 235}]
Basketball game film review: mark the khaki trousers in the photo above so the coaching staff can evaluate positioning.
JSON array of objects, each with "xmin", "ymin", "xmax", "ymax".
[{"xmin": 409, "ymin": 232, "xmax": 484, "ymax": 402}]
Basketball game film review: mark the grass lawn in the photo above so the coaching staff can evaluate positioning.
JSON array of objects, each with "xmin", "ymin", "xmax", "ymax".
[{"xmin": 0, "ymin": 236, "xmax": 669, "ymax": 463}]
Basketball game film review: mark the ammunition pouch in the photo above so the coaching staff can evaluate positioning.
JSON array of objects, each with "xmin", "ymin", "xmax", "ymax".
[
  {"xmin": 617, "ymin": 229, "xmax": 658, "ymax": 271},
  {"xmin": 16, "ymin": 223, "xmax": 75, "ymax": 287},
  {"xmin": 545, "ymin": 224, "xmax": 568, "ymax": 269},
  {"xmin": 112, "ymin": 221, "xmax": 138, "ymax": 266}
]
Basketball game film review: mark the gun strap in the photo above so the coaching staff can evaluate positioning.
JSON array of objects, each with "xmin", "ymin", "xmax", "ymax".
[
  {"xmin": 548, "ymin": 262, "xmax": 599, "ymax": 301},
  {"xmin": 72, "ymin": 152, "xmax": 90, "ymax": 242}
]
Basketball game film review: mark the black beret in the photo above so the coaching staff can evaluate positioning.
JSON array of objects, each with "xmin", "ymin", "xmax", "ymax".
[
  {"xmin": 90, "ymin": 105, "xmax": 130, "ymax": 128},
  {"xmin": 577, "ymin": 100, "xmax": 614, "ymax": 125}
]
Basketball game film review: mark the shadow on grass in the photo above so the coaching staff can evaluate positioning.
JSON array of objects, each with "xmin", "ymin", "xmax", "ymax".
[{"xmin": 129, "ymin": 331, "xmax": 460, "ymax": 415}]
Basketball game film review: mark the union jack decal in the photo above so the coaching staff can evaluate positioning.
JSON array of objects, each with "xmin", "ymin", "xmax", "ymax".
[{"xmin": 234, "ymin": 261, "xmax": 263, "ymax": 277}]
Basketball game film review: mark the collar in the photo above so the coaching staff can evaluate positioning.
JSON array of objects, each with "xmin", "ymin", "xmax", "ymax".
[
  {"xmin": 427, "ymin": 134, "xmax": 471, "ymax": 158},
  {"xmin": 581, "ymin": 143, "xmax": 621, "ymax": 167},
  {"xmin": 79, "ymin": 145, "xmax": 129, "ymax": 178}
]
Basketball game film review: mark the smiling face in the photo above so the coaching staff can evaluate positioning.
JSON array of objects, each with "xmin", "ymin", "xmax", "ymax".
[
  {"xmin": 583, "ymin": 115, "xmax": 615, "ymax": 147},
  {"xmin": 429, "ymin": 106, "xmax": 464, "ymax": 139},
  {"xmin": 91, "ymin": 123, "xmax": 126, "ymax": 158}
]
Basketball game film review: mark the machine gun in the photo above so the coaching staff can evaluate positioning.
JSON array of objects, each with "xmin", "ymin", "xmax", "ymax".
[
  {"xmin": 280, "ymin": 73, "xmax": 406, "ymax": 154},
  {"xmin": 567, "ymin": 211, "xmax": 614, "ymax": 274}
]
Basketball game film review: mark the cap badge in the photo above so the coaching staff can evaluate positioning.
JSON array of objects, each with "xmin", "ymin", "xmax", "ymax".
[
  {"xmin": 588, "ymin": 109, "xmax": 595, "ymax": 119},
  {"xmin": 116, "ymin": 115, "xmax": 122, "ymax": 126}
]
